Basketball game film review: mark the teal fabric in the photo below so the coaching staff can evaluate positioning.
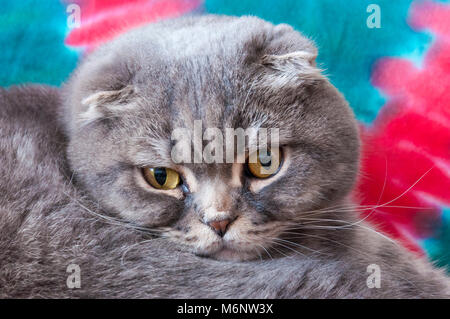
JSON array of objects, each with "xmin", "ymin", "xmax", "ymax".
[
  {"xmin": 205, "ymin": 0, "xmax": 437, "ymax": 123},
  {"xmin": 423, "ymin": 209, "xmax": 450, "ymax": 271},
  {"xmin": 0, "ymin": 0, "xmax": 79, "ymax": 87}
]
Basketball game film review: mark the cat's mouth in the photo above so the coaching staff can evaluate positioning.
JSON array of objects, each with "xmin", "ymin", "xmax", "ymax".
[
  {"xmin": 169, "ymin": 217, "xmax": 285, "ymax": 261},
  {"xmin": 209, "ymin": 246, "xmax": 260, "ymax": 261},
  {"xmin": 194, "ymin": 237, "xmax": 263, "ymax": 261}
]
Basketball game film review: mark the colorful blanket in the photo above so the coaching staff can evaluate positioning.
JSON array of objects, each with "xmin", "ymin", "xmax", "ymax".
[{"xmin": 1, "ymin": 0, "xmax": 449, "ymax": 271}]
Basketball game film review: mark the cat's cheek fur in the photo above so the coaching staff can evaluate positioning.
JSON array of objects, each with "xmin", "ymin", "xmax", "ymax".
[
  {"xmin": 170, "ymin": 210, "xmax": 286, "ymax": 261},
  {"xmin": 169, "ymin": 218, "xmax": 224, "ymax": 256},
  {"xmin": 221, "ymin": 218, "xmax": 285, "ymax": 260}
]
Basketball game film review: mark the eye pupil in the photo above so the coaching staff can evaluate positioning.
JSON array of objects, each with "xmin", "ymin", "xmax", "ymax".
[
  {"xmin": 259, "ymin": 151, "xmax": 272, "ymax": 167},
  {"xmin": 153, "ymin": 167, "xmax": 167, "ymax": 186},
  {"xmin": 247, "ymin": 148, "xmax": 282, "ymax": 179},
  {"xmin": 143, "ymin": 167, "xmax": 181, "ymax": 190}
]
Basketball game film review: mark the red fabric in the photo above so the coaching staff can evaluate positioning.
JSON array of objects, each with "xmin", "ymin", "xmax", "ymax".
[
  {"xmin": 65, "ymin": 0, "xmax": 201, "ymax": 49},
  {"xmin": 356, "ymin": 1, "xmax": 450, "ymax": 254}
]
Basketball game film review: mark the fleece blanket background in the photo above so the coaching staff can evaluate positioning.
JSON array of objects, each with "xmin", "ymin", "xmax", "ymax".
[{"xmin": 1, "ymin": 0, "xmax": 449, "ymax": 271}]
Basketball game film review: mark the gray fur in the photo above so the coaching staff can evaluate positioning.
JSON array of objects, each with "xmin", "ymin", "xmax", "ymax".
[
  {"xmin": 0, "ymin": 16, "xmax": 449, "ymax": 298},
  {"xmin": 63, "ymin": 16, "xmax": 361, "ymax": 260}
]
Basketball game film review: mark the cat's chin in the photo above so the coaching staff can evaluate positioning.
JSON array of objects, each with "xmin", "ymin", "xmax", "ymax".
[{"xmin": 207, "ymin": 248, "xmax": 259, "ymax": 261}]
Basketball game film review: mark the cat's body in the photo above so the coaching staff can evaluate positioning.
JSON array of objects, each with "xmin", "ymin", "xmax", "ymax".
[{"xmin": 0, "ymin": 16, "xmax": 449, "ymax": 298}]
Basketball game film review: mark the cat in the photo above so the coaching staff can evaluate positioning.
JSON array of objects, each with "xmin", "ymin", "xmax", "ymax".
[
  {"xmin": 0, "ymin": 15, "xmax": 449, "ymax": 298},
  {"xmin": 62, "ymin": 15, "xmax": 360, "ymax": 262}
]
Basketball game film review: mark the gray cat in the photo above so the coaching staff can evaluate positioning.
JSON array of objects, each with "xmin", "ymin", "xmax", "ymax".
[{"xmin": 0, "ymin": 15, "xmax": 449, "ymax": 298}]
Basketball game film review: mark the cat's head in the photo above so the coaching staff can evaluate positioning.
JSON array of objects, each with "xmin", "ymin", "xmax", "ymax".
[{"xmin": 63, "ymin": 16, "xmax": 360, "ymax": 261}]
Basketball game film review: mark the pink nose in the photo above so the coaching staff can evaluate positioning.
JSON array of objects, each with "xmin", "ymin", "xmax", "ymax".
[{"xmin": 208, "ymin": 219, "xmax": 231, "ymax": 237}]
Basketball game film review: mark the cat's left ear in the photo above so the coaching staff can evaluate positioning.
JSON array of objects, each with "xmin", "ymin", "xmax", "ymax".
[
  {"xmin": 261, "ymin": 51, "xmax": 323, "ymax": 85},
  {"xmin": 79, "ymin": 85, "xmax": 136, "ymax": 125}
]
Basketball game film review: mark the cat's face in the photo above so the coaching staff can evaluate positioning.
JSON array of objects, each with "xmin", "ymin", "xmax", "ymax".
[{"xmin": 64, "ymin": 16, "xmax": 360, "ymax": 261}]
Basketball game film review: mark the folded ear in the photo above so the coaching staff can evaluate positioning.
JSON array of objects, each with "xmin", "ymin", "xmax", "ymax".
[
  {"xmin": 79, "ymin": 85, "xmax": 136, "ymax": 125},
  {"xmin": 261, "ymin": 51, "xmax": 323, "ymax": 86}
]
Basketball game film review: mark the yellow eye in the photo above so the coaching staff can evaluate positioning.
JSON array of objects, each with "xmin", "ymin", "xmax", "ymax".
[
  {"xmin": 142, "ymin": 167, "xmax": 181, "ymax": 190},
  {"xmin": 247, "ymin": 148, "xmax": 282, "ymax": 179}
]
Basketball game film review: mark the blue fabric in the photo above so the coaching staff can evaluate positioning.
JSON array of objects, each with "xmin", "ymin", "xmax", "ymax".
[
  {"xmin": 204, "ymin": 0, "xmax": 443, "ymax": 123},
  {"xmin": 423, "ymin": 209, "xmax": 450, "ymax": 271},
  {"xmin": 0, "ymin": 0, "xmax": 79, "ymax": 87}
]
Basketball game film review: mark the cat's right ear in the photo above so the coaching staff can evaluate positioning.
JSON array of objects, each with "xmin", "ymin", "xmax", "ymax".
[
  {"xmin": 260, "ymin": 51, "xmax": 324, "ymax": 87},
  {"xmin": 78, "ymin": 85, "xmax": 137, "ymax": 126}
]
